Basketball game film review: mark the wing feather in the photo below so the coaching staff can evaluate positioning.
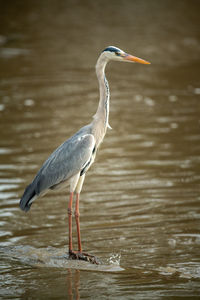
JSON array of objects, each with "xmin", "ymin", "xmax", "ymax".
[{"xmin": 33, "ymin": 133, "xmax": 95, "ymax": 195}]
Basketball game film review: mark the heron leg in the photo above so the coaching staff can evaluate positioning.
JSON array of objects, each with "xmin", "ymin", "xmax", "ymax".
[
  {"xmin": 68, "ymin": 176, "xmax": 100, "ymax": 264},
  {"xmin": 68, "ymin": 192, "xmax": 100, "ymax": 264},
  {"xmin": 68, "ymin": 192, "xmax": 74, "ymax": 253},
  {"xmin": 72, "ymin": 194, "xmax": 100, "ymax": 264},
  {"xmin": 75, "ymin": 193, "xmax": 82, "ymax": 252}
]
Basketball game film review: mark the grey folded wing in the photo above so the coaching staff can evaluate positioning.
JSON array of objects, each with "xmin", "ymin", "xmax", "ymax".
[{"xmin": 33, "ymin": 133, "xmax": 95, "ymax": 195}]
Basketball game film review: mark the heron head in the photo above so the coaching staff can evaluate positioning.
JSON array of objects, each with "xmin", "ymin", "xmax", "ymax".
[{"xmin": 102, "ymin": 46, "xmax": 150, "ymax": 65}]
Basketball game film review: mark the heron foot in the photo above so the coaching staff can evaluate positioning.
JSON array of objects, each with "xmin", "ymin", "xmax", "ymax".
[{"xmin": 68, "ymin": 250, "xmax": 100, "ymax": 265}]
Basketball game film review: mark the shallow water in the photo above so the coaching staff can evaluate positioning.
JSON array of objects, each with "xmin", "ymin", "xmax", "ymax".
[{"xmin": 0, "ymin": 0, "xmax": 200, "ymax": 299}]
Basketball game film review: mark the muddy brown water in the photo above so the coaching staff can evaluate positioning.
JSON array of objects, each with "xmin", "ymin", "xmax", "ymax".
[{"xmin": 0, "ymin": 1, "xmax": 200, "ymax": 299}]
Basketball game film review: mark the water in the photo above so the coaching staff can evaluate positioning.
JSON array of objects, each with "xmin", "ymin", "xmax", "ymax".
[{"xmin": 0, "ymin": 0, "xmax": 200, "ymax": 299}]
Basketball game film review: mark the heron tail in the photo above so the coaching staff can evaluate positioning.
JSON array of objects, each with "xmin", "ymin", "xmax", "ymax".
[{"xmin": 19, "ymin": 183, "xmax": 37, "ymax": 212}]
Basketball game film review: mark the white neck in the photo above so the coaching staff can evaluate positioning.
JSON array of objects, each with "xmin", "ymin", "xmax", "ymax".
[{"xmin": 93, "ymin": 53, "xmax": 110, "ymax": 132}]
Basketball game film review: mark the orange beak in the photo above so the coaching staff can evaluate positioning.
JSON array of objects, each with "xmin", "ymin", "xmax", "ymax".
[{"xmin": 123, "ymin": 54, "xmax": 151, "ymax": 65}]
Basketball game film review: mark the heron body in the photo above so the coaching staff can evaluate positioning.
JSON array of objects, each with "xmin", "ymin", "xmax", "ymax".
[{"xmin": 20, "ymin": 46, "xmax": 150, "ymax": 263}]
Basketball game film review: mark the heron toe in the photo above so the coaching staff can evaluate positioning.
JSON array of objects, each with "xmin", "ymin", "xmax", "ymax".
[{"xmin": 68, "ymin": 250, "xmax": 100, "ymax": 265}]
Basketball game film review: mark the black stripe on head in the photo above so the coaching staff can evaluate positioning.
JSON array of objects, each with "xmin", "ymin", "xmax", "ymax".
[{"xmin": 103, "ymin": 46, "xmax": 120, "ymax": 53}]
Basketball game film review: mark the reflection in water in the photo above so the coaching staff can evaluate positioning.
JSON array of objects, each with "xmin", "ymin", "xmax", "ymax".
[
  {"xmin": 0, "ymin": 0, "xmax": 200, "ymax": 299},
  {"xmin": 67, "ymin": 269, "xmax": 80, "ymax": 300}
]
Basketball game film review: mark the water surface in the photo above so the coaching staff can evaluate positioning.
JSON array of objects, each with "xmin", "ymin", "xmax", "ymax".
[{"xmin": 0, "ymin": 1, "xmax": 200, "ymax": 299}]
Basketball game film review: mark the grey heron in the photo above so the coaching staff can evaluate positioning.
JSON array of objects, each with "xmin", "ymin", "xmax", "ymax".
[{"xmin": 20, "ymin": 46, "xmax": 150, "ymax": 264}]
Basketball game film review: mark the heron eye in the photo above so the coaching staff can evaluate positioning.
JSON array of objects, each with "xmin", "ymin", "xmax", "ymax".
[{"xmin": 115, "ymin": 52, "xmax": 121, "ymax": 56}]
